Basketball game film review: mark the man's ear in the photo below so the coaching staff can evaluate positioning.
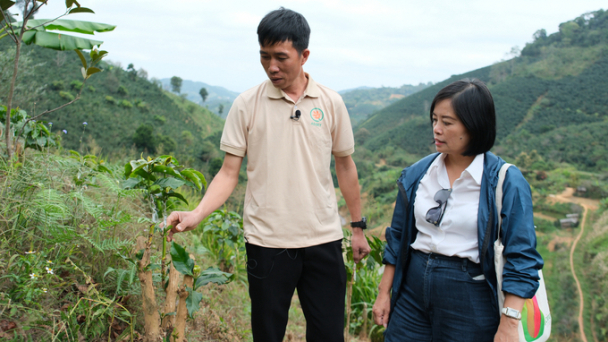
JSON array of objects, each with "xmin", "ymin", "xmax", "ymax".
[{"xmin": 301, "ymin": 49, "xmax": 310, "ymax": 66}]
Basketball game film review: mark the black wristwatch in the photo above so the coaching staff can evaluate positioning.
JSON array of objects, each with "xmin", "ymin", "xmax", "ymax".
[{"xmin": 350, "ymin": 217, "xmax": 367, "ymax": 229}]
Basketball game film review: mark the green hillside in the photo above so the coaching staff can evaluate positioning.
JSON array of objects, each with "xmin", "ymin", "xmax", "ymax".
[
  {"xmin": 339, "ymin": 83, "xmax": 432, "ymax": 125},
  {"xmin": 0, "ymin": 40, "xmax": 225, "ymax": 167},
  {"xmin": 357, "ymin": 9, "xmax": 608, "ymax": 172},
  {"xmin": 349, "ymin": 10, "xmax": 608, "ymax": 342}
]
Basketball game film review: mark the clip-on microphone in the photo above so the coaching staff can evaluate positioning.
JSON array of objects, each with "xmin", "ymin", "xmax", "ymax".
[{"xmin": 290, "ymin": 110, "xmax": 301, "ymax": 121}]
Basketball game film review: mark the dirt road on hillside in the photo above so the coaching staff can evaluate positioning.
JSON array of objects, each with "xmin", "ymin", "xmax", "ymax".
[{"xmin": 549, "ymin": 188, "xmax": 599, "ymax": 342}]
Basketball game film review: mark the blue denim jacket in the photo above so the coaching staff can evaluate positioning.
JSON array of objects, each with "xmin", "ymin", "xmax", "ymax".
[{"xmin": 383, "ymin": 152, "xmax": 543, "ymax": 312}]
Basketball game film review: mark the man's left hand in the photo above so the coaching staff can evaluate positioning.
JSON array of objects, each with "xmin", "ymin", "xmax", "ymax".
[{"xmin": 351, "ymin": 229, "xmax": 371, "ymax": 263}]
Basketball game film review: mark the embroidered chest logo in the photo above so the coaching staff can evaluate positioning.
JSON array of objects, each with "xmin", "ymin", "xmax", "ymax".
[
  {"xmin": 310, "ymin": 108, "xmax": 324, "ymax": 122},
  {"xmin": 310, "ymin": 108, "xmax": 324, "ymax": 126}
]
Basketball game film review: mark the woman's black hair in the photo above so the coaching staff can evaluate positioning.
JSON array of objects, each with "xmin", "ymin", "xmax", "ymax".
[
  {"xmin": 257, "ymin": 7, "xmax": 310, "ymax": 54},
  {"xmin": 429, "ymin": 78, "xmax": 496, "ymax": 156}
]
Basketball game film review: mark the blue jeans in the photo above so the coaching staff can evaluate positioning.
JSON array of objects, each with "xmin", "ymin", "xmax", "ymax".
[{"xmin": 385, "ymin": 249, "xmax": 499, "ymax": 342}]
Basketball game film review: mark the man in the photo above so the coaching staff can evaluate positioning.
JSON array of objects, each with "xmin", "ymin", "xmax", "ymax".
[{"xmin": 166, "ymin": 7, "xmax": 370, "ymax": 342}]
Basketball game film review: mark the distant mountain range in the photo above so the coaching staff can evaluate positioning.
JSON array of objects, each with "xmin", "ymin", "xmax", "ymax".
[
  {"xmin": 356, "ymin": 9, "xmax": 608, "ymax": 171},
  {"xmin": 339, "ymin": 83, "xmax": 433, "ymax": 124},
  {"xmin": 160, "ymin": 78, "xmax": 239, "ymax": 117}
]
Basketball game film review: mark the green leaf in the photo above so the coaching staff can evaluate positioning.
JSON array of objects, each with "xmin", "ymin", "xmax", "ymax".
[
  {"xmin": 86, "ymin": 67, "xmax": 101, "ymax": 76},
  {"xmin": 151, "ymin": 165, "xmax": 184, "ymax": 179},
  {"xmin": 69, "ymin": 7, "xmax": 94, "ymax": 14},
  {"xmin": 181, "ymin": 169, "xmax": 207, "ymax": 191},
  {"xmin": 97, "ymin": 164, "xmax": 112, "ymax": 174},
  {"xmin": 185, "ymin": 287, "xmax": 203, "ymax": 318},
  {"xmin": 135, "ymin": 249, "xmax": 144, "ymax": 261},
  {"xmin": 134, "ymin": 168, "xmax": 156, "ymax": 182},
  {"xmin": 194, "ymin": 267, "xmax": 231, "ymax": 289},
  {"xmin": 91, "ymin": 50, "xmax": 108, "ymax": 63},
  {"xmin": 75, "ymin": 49, "xmax": 87, "ymax": 69},
  {"xmin": 154, "ymin": 177, "xmax": 185, "ymax": 189},
  {"xmin": 25, "ymin": 19, "xmax": 116, "ymax": 34},
  {"xmin": 124, "ymin": 163, "xmax": 133, "ymax": 178},
  {"xmin": 122, "ymin": 178, "xmax": 141, "ymax": 189},
  {"xmin": 22, "ymin": 31, "xmax": 103, "ymax": 51},
  {"xmin": 0, "ymin": 0, "xmax": 15, "ymax": 10},
  {"xmin": 167, "ymin": 192, "xmax": 188, "ymax": 205},
  {"xmin": 129, "ymin": 159, "xmax": 148, "ymax": 173},
  {"xmin": 65, "ymin": 0, "xmax": 75, "ymax": 7},
  {"xmin": 170, "ymin": 242, "xmax": 194, "ymax": 276}
]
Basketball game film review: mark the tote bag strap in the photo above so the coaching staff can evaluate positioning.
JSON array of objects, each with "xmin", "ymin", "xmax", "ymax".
[{"xmin": 495, "ymin": 163, "xmax": 512, "ymax": 240}]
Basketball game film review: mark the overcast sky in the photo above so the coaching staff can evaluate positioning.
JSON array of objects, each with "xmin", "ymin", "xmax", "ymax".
[{"xmin": 32, "ymin": 0, "xmax": 606, "ymax": 93}]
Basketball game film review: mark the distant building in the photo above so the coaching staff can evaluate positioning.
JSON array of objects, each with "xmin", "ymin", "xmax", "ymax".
[
  {"xmin": 559, "ymin": 218, "xmax": 579, "ymax": 229},
  {"xmin": 576, "ymin": 186, "xmax": 587, "ymax": 196}
]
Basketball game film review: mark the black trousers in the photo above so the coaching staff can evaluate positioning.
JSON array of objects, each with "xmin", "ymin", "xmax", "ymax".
[{"xmin": 246, "ymin": 239, "xmax": 346, "ymax": 342}]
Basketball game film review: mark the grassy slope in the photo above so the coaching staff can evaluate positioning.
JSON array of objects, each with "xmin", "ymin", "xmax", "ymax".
[{"xmin": 1, "ymin": 39, "xmax": 225, "ymax": 167}]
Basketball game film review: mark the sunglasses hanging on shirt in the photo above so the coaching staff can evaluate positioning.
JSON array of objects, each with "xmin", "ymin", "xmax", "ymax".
[{"xmin": 425, "ymin": 188, "xmax": 452, "ymax": 227}]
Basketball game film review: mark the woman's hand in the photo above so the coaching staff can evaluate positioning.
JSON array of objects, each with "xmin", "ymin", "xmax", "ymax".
[
  {"xmin": 372, "ymin": 290, "xmax": 391, "ymax": 328},
  {"xmin": 494, "ymin": 314, "xmax": 520, "ymax": 342}
]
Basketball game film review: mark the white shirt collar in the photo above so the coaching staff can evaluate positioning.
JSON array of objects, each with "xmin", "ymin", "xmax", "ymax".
[
  {"xmin": 429, "ymin": 153, "xmax": 485, "ymax": 187},
  {"xmin": 465, "ymin": 153, "xmax": 485, "ymax": 185}
]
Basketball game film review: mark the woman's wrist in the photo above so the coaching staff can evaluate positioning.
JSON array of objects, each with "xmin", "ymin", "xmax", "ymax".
[
  {"xmin": 500, "ymin": 313, "xmax": 520, "ymax": 328},
  {"xmin": 377, "ymin": 284, "xmax": 391, "ymax": 295}
]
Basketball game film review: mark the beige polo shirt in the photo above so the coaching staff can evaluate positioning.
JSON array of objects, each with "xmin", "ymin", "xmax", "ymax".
[{"xmin": 220, "ymin": 74, "xmax": 355, "ymax": 248}]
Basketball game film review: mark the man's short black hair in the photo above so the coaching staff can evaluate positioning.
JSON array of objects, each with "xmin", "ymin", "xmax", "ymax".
[
  {"xmin": 429, "ymin": 78, "xmax": 496, "ymax": 156},
  {"xmin": 257, "ymin": 7, "xmax": 310, "ymax": 54}
]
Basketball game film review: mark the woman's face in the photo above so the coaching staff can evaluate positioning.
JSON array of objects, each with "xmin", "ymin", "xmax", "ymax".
[{"xmin": 432, "ymin": 99, "xmax": 470, "ymax": 156}]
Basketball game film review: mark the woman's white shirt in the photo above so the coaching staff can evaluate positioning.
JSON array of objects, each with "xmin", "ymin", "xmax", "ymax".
[{"xmin": 411, "ymin": 153, "xmax": 485, "ymax": 263}]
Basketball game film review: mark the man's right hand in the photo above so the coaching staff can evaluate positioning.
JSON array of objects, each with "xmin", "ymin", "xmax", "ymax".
[
  {"xmin": 165, "ymin": 210, "xmax": 203, "ymax": 241},
  {"xmin": 164, "ymin": 153, "xmax": 244, "ymax": 242}
]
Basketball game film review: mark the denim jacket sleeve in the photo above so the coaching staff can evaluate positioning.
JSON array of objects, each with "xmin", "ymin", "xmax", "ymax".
[
  {"xmin": 383, "ymin": 184, "xmax": 407, "ymax": 266},
  {"xmin": 500, "ymin": 166, "xmax": 544, "ymax": 298}
]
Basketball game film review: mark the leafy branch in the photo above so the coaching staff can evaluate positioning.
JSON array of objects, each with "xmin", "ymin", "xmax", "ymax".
[{"xmin": 0, "ymin": 0, "xmax": 115, "ymax": 159}]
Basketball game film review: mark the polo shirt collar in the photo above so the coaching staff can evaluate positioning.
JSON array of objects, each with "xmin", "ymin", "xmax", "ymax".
[{"xmin": 266, "ymin": 72, "xmax": 320, "ymax": 99}]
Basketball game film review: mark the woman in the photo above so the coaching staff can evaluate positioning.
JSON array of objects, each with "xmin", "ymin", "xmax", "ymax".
[{"xmin": 372, "ymin": 79, "xmax": 543, "ymax": 342}]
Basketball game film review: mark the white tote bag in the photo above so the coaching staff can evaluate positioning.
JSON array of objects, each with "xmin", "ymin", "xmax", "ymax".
[{"xmin": 494, "ymin": 163, "xmax": 551, "ymax": 342}]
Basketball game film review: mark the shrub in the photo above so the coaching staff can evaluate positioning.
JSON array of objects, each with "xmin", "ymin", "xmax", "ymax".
[
  {"xmin": 105, "ymin": 96, "xmax": 117, "ymax": 105},
  {"xmin": 59, "ymin": 91, "xmax": 75, "ymax": 101},
  {"xmin": 87, "ymin": 85, "xmax": 96, "ymax": 92},
  {"xmin": 117, "ymin": 85, "xmax": 128, "ymax": 96},
  {"xmin": 137, "ymin": 101, "xmax": 150, "ymax": 112},
  {"xmin": 133, "ymin": 124, "xmax": 156, "ymax": 152},
  {"xmin": 70, "ymin": 80, "xmax": 83, "ymax": 91},
  {"xmin": 119, "ymin": 100, "xmax": 133, "ymax": 108},
  {"xmin": 50, "ymin": 80, "xmax": 64, "ymax": 90},
  {"xmin": 153, "ymin": 115, "xmax": 166, "ymax": 125},
  {"xmin": 157, "ymin": 135, "xmax": 176, "ymax": 152}
]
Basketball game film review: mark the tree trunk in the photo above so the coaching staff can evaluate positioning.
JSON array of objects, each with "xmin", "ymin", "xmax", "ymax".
[
  {"xmin": 4, "ymin": 39, "xmax": 21, "ymax": 158},
  {"xmin": 136, "ymin": 235, "xmax": 162, "ymax": 342},
  {"xmin": 162, "ymin": 264, "xmax": 180, "ymax": 333},
  {"xmin": 173, "ymin": 255, "xmax": 195, "ymax": 342}
]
